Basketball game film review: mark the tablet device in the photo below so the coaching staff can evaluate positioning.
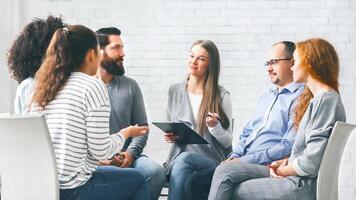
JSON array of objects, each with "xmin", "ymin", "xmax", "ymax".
[{"xmin": 153, "ymin": 122, "xmax": 209, "ymax": 144}]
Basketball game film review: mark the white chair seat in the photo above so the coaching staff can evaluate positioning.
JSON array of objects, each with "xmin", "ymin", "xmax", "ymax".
[{"xmin": 0, "ymin": 114, "xmax": 59, "ymax": 200}]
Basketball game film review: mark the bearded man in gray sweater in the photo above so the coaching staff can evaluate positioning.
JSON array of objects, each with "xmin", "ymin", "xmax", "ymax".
[{"xmin": 96, "ymin": 27, "xmax": 166, "ymax": 200}]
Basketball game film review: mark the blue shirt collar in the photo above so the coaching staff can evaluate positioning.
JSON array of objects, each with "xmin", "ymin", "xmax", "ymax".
[{"xmin": 270, "ymin": 82, "xmax": 304, "ymax": 94}]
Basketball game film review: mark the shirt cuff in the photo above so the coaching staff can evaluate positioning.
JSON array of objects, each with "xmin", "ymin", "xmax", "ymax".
[
  {"xmin": 292, "ymin": 158, "xmax": 309, "ymax": 176},
  {"xmin": 208, "ymin": 122, "xmax": 223, "ymax": 136},
  {"xmin": 229, "ymin": 152, "xmax": 241, "ymax": 158},
  {"xmin": 126, "ymin": 148, "xmax": 139, "ymax": 159}
]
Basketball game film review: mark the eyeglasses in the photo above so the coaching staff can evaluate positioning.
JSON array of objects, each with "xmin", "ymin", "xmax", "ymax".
[{"xmin": 264, "ymin": 58, "xmax": 293, "ymax": 67}]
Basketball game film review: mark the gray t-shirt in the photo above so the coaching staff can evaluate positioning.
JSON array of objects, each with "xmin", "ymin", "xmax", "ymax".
[{"xmin": 107, "ymin": 75, "xmax": 148, "ymax": 158}]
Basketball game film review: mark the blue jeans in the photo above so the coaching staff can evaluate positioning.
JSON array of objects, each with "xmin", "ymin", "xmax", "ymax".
[
  {"xmin": 168, "ymin": 152, "xmax": 218, "ymax": 200},
  {"xmin": 60, "ymin": 166, "xmax": 150, "ymax": 200},
  {"xmin": 132, "ymin": 155, "xmax": 166, "ymax": 200}
]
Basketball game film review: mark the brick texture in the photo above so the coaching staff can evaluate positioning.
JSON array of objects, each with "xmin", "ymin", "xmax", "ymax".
[{"xmin": 13, "ymin": 0, "xmax": 356, "ymax": 198}]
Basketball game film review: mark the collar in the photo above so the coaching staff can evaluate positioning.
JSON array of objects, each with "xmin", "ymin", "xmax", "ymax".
[{"xmin": 270, "ymin": 82, "xmax": 304, "ymax": 94}]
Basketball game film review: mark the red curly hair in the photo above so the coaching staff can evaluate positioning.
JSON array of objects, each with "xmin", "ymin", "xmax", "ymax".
[{"xmin": 293, "ymin": 38, "xmax": 340, "ymax": 129}]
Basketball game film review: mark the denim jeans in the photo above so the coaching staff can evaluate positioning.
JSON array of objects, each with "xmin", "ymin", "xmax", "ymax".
[
  {"xmin": 132, "ymin": 155, "xmax": 166, "ymax": 200},
  {"xmin": 168, "ymin": 152, "xmax": 218, "ymax": 200},
  {"xmin": 60, "ymin": 166, "xmax": 150, "ymax": 200},
  {"xmin": 185, "ymin": 167, "xmax": 215, "ymax": 200}
]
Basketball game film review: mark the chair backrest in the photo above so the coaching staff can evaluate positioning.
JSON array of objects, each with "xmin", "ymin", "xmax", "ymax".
[
  {"xmin": 0, "ymin": 114, "xmax": 59, "ymax": 200},
  {"xmin": 316, "ymin": 121, "xmax": 356, "ymax": 200}
]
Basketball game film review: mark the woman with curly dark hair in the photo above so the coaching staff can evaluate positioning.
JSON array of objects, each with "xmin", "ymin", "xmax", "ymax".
[{"xmin": 7, "ymin": 15, "xmax": 66, "ymax": 114}]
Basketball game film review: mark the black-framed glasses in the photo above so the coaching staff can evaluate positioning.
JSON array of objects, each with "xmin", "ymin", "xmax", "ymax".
[{"xmin": 264, "ymin": 58, "xmax": 293, "ymax": 67}]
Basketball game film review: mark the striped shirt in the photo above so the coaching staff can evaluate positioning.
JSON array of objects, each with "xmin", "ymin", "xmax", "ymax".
[{"xmin": 32, "ymin": 72, "xmax": 125, "ymax": 189}]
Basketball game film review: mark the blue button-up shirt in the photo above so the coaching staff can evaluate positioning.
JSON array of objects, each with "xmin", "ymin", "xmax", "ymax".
[{"xmin": 230, "ymin": 82, "xmax": 304, "ymax": 165}]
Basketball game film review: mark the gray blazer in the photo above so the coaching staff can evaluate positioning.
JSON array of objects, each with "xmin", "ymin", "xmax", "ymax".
[{"xmin": 163, "ymin": 83, "xmax": 233, "ymax": 174}]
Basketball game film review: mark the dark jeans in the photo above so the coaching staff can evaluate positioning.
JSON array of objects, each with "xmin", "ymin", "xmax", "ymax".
[
  {"xmin": 185, "ymin": 167, "xmax": 215, "ymax": 200},
  {"xmin": 60, "ymin": 166, "xmax": 150, "ymax": 200}
]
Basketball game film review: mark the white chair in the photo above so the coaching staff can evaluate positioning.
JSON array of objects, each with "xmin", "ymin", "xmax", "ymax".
[
  {"xmin": 316, "ymin": 121, "xmax": 356, "ymax": 200},
  {"xmin": 0, "ymin": 114, "xmax": 59, "ymax": 200}
]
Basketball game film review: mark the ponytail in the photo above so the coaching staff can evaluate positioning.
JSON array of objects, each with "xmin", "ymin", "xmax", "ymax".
[{"xmin": 32, "ymin": 25, "xmax": 98, "ymax": 108}]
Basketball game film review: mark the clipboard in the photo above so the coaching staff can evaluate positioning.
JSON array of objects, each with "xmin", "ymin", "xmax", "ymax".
[{"xmin": 153, "ymin": 122, "xmax": 209, "ymax": 144}]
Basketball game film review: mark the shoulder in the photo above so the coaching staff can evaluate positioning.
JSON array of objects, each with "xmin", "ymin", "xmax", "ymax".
[
  {"xmin": 69, "ymin": 72, "xmax": 108, "ymax": 99},
  {"xmin": 80, "ymin": 73, "xmax": 106, "ymax": 91},
  {"xmin": 169, "ymin": 82, "xmax": 185, "ymax": 95},
  {"xmin": 117, "ymin": 75, "xmax": 137, "ymax": 84},
  {"xmin": 218, "ymin": 85, "xmax": 230, "ymax": 98},
  {"xmin": 121, "ymin": 75, "xmax": 141, "ymax": 89},
  {"xmin": 312, "ymin": 90, "xmax": 345, "ymax": 119},
  {"xmin": 17, "ymin": 77, "xmax": 35, "ymax": 92},
  {"xmin": 314, "ymin": 90, "xmax": 342, "ymax": 107},
  {"xmin": 16, "ymin": 77, "xmax": 34, "ymax": 97}
]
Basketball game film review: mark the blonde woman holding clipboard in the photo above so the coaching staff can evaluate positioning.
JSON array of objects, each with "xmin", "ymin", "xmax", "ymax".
[{"xmin": 163, "ymin": 40, "xmax": 233, "ymax": 200}]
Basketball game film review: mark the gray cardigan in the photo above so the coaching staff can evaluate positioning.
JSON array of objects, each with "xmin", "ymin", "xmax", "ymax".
[
  {"xmin": 163, "ymin": 83, "xmax": 233, "ymax": 174},
  {"xmin": 286, "ymin": 90, "xmax": 346, "ymax": 197}
]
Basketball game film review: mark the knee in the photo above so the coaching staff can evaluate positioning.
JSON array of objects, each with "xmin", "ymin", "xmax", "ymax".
[
  {"xmin": 137, "ymin": 158, "xmax": 166, "ymax": 181},
  {"xmin": 175, "ymin": 152, "xmax": 192, "ymax": 164},
  {"xmin": 214, "ymin": 163, "xmax": 232, "ymax": 179},
  {"xmin": 128, "ymin": 168, "xmax": 146, "ymax": 183},
  {"xmin": 171, "ymin": 152, "xmax": 194, "ymax": 175},
  {"xmin": 150, "ymin": 164, "xmax": 166, "ymax": 183}
]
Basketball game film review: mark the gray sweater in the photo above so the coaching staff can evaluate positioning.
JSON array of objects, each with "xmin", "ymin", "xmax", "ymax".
[
  {"xmin": 164, "ymin": 83, "xmax": 233, "ymax": 173},
  {"xmin": 107, "ymin": 76, "xmax": 148, "ymax": 159},
  {"xmin": 286, "ymin": 90, "xmax": 346, "ymax": 195}
]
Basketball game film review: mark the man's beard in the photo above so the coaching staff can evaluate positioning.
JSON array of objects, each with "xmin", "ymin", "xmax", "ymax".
[{"xmin": 101, "ymin": 53, "xmax": 125, "ymax": 76}]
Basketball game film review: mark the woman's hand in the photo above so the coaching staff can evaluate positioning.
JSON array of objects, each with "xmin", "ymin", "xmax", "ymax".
[
  {"xmin": 164, "ymin": 132, "xmax": 179, "ymax": 143},
  {"xmin": 268, "ymin": 158, "xmax": 288, "ymax": 178},
  {"xmin": 206, "ymin": 112, "xmax": 221, "ymax": 127}
]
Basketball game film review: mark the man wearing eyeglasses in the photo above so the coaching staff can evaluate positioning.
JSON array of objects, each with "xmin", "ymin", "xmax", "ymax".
[{"xmin": 186, "ymin": 41, "xmax": 304, "ymax": 200}]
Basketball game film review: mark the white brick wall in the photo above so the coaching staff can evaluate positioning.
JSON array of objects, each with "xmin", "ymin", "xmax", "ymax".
[{"xmin": 5, "ymin": 0, "xmax": 356, "ymax": 198}]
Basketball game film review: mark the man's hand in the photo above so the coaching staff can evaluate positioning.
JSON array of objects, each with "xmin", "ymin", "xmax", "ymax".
[
  {"xmin": 122, "ymin": 125, "xmax": 149, "ymax": 139},
  {"xmin": 222, "ymin": 157, "xmax": 240, "ymax": 163},
  {"xmin": 99, "ymin": 154, "xmax": 124, "ymax": 167},
  {"xmin": 120, "ymin": 152, "xmax": 134, "ymax": 168},
  {"xmin": 99, "ymin": 159, "xmax": 111, "ymax": 166},
  {"xmin": 110, "ymin": 154, "xmax": 124, "ymax": 167}
]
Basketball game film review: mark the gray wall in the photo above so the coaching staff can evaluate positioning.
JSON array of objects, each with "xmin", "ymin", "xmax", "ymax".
[{"xmin": 1, "ymin": 0, "xmax": 356, "ymax": 198}]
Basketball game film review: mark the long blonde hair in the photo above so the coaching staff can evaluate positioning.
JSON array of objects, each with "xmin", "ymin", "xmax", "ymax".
[{"xmin": 188, "ymin": 40, "xmax": 230, "ymax": 134}]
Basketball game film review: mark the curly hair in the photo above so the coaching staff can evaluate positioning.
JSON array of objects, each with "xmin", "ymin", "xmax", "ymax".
[
  {"xmin": 7, "ymin": 15, "xmax": 66, "ymax": 83},
  {"xmin": 293, "ymin": 38, "xmax": 339, "ymax": 129}
]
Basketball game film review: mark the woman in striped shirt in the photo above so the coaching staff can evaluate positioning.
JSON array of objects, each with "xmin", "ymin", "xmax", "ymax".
[{"xmin": 31, "ymin": 25, "xmax": 150, "ymax": 200}]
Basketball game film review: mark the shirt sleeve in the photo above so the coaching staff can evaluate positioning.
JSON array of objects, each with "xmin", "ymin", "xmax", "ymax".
[
  {"xmin": 14, "ymin": 78, "xmax": 34, "ymax": 114},
  {"xmin": 292, "ymin": 94, "xmax": 345, "ymax": 177},
  {"xmin": 208, "ymin": 92, "xmax": 233, "ymax": 148},
  {"xmin": 86, "ymin": 104, "xmax": 126, "ymax": 160},
  {"xmin": 229, "ymin": 119, "xmax": 253, "ymax": 158},
  {"xmin": 126, "ymin": 81, "xmax": 148, "ymax": 158},
  {"xmin": 85, "ymin": 80, "xmax": 126, "ymax": 160}
]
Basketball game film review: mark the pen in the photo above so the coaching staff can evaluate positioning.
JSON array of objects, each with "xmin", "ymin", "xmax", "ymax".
[{"xmin": 206, "ymin": 113, "xmax": 222, "ymax": 122}]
